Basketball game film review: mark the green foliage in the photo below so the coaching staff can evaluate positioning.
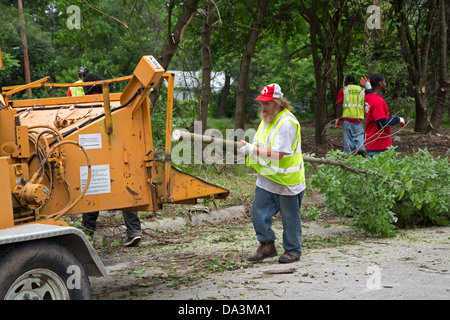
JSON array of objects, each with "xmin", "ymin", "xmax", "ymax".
[
  {"xmin": 254, "ymin": 36, "xmax": 316, "ymax": 117},
  {"xmin": 0, "ymin": 0, "xmax": 447, "ymax": 125},
  {"xmin": 302, "ymin": 205, "xmax": 323, "ymax": 220},
  {"xmin": 309, "ymin": 149, "xmax": 450, "ymax": 237},
  {"xmin": 0, "ymin": 51, "xmax": 20, "ymax": 76}
]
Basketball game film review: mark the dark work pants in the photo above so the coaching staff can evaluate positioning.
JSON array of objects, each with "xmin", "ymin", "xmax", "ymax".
[{"xmin": 82, "ymin": 211, "xmax": 142, "ymax": 238}]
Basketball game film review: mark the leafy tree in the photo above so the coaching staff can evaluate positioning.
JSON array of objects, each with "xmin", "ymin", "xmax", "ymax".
[
  {"xmin": 428, "ymin": 0, "xmax": 450, "ymax": 132},
  {"xmin": 393, "ymin": 0, "xmax": 438, "ymax": 133},
  {"xmin": 0, "ymin": 0, "xmax": 55, "ymax": 95},
  {"xmin": 0, "ymin": 0, "xmax": 447, "ymax": 133},
  {"xmin": 310, "ymin": 149, "xmax": 450, "ymax": 236},
  {"xmin": 0, "ymin": 50, "xmax": 20, "ymax": 81},
  {"xmin": 197, "ymin": 0, "xmax": 215, "ymax": 132},
  {"xmin": 233, "ymin": 0, "xmax": 270, "ymax": 130},
  {"xmin": 297, "ymin": 0, "xmax": 362, "ymax": 145},
  {"xmin": 149, "ymin": 0, "xmax": 200, "ymax": 105}
]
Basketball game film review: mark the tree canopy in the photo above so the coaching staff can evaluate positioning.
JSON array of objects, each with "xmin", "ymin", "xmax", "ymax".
[{"xmin": 1, "ymin": 0, "xmax": 449, "ymax": 142}]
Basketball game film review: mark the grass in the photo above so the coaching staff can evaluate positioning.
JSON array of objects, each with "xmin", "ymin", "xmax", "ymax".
[{"xmin": 188, "ymin": 163, "xmax": 257, "ymax": 208}]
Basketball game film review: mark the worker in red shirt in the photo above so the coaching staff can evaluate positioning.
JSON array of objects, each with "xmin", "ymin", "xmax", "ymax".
[
  {"xmin": 363, "ymin": 74, "xmax": 405, "ymax": 157},
  {"xmin": 335, "ymin": 75, "xmax": 366, "ymax": 155}
]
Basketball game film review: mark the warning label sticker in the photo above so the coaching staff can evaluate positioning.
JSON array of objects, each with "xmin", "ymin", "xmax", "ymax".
[
  {"xmin": 80, "ymin": 164, "xmax": 111, "ymax": 195},
  {"xmin": 147, "ymin": 56, "xmax": 162, "ymax": 69},
  {"xmin": 79, "ymin": 133, "xmax": 102, "ymax": 150}
]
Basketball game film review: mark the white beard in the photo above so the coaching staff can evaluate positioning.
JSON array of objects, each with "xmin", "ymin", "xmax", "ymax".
[{"xmin": 260, "ymin": 110, "xmax": 277, "ymax": 124}]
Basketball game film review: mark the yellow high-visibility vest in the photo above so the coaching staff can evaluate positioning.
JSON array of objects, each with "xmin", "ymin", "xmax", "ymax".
[
  {"xmin": 247, "ymin": 109, "xmax": 305, "ymax": 186},
  {"xmin": 342, "ymin": 84, "xmax": 365, "ymax": 120},
  {"xmin": 69, "ymin": 80, "xmax": 85, "ymax": 96}
]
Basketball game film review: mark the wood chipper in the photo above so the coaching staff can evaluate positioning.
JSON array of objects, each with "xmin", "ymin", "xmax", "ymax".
[{"xmin": 0, "ymin": 52, "xmax": 229, "ymax": 300}]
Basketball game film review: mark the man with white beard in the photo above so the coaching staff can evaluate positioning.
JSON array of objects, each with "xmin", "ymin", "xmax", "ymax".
[{"xmin": 238, "ymin": 84, "xmax": 305, "ymax": 263}]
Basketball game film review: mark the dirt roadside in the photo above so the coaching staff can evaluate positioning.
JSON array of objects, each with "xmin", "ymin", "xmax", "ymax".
[
  {"xmin": 88, "ymin": 206, "xmax": 449, "ymax": 300},
  {"xmin": 87, "ymin": 127, "xmax": 449, "ymax": 300}
]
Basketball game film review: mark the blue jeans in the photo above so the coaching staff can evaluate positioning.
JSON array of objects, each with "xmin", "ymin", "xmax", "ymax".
[
  {"xmin": 367, "ymin": 149, "xmax": 387, "ymax": 157},
  {"xmin": 251, "ymin": 186, "xmax": 304, "ymax": 257},
  {"xmin": 343, "ymin": 121, "xmax": 366, "ymax": 154}
]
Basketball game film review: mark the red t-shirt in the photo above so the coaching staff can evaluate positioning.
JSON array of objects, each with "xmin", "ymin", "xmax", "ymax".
[
  {"xmin": 336, "ymin": 88, "xmax": 344, "ymax": 104},
  {"xmin": 336, "ymin": 88, "xmax": 363, "ymax": 123},
  {"xmin": 364, "ymin": 93, "xmax": 392, "ymax": 150}
]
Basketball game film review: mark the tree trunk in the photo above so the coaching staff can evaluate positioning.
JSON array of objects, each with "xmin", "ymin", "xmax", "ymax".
[
  {"xmin": 18, "ymin": 0, "xmax": 31, "ymax": 98},
  {"xmin": 217, "ymin": 72, "xmax": 231, "ymax": 118},
  {"xmin": 429, "ymin": 0, "xmax": 449, "ymax": 132},
  {"xmin": 394, "ymin": 0, "xmax": 437, "ymax": 133},
  {"xmin": 234, "ymin": 0, "xmax": 269, "ymax": 130},
  {"xmin": 413, "ymin": 87, "xmax": 429, "ymax": 132},
  {"xmin": 298, "ymin": 0, "xmax": 349, "ymax": 144},
  {"xmin": 149, "ymin": 0, "xmax": 199, "ymax": 106},
  {"xmin": 332, "ymin": 4, "xmax": 353, "ymax": 120},
  {"xmin": 198, "ymin": 1, "xmax": 214, "ymax": 133},
  {"xmin": 309, "ymin": 0, "xmax": 326, "ymax": 145}
]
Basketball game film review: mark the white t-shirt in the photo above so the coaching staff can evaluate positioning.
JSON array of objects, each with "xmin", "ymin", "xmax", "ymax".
[{"xmin": 255, "ymin": 120, "xmax": 306, "ymax": 196}]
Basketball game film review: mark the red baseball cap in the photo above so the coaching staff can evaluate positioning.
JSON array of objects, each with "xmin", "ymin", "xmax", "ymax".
[{"xmin": 255, "ymin": 84, "xmax": 283, "ymax": 101}]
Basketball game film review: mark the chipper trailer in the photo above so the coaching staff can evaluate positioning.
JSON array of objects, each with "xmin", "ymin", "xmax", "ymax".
[{"xmin": 0, "ymin": 52, "xmax": 229, "ymax": 300}]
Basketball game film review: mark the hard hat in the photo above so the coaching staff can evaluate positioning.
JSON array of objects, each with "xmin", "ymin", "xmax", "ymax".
[{"xmin": 77, "ymin": 66, "xmax": 89, "ymax": 76}]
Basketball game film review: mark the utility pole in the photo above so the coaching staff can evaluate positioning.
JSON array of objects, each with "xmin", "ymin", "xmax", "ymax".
[{"xmin": 18, "ymin": 0, "xmax": 32, "ymax": 98}]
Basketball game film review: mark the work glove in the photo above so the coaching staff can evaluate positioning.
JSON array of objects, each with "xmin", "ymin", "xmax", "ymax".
[
  {"xmin": 237, "ymin": 140, "xmax": 255, "ymax": 156},
  {"xmin": 335, "ymin": 119, "xmax": 341, "ymax": 128},
  {"xmin": 398, "ymin": 117, "xmax": 405, "ymax": 127},
  {"xmin": 360, "ymin": 76, "xmax": 372, "ymax": 90}
]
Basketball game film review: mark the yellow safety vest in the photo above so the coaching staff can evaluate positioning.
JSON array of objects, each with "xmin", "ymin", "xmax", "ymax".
[
  {"xmin": 342, "ymin": 84, "xmax": 365, "ymax": 120},
  {"xmin": 246, "ymin": 109, "xmax": 305, "ymax": 186},
  {"xmin": 69, "ymin": 80, "xmax": 85, "ymax": 97}
]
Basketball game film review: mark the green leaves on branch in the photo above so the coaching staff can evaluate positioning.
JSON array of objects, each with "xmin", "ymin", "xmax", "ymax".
[{"xmin": 309, "ymin": 149, "xmax": 450, "ymax": 237}]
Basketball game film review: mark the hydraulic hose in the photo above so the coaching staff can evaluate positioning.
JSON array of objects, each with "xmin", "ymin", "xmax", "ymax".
[
  {"xmin": 28, "ymin": 125, "xmax": 64, "ymax": 142},
  {"xmin": 32, "ymin": 140, "xmax": 92, "ymax": 221}
]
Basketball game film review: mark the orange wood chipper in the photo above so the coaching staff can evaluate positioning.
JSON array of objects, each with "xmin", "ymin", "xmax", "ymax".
[{"xmin": 0, "ymin": 51, "xmax": 229, "ymax": 300}]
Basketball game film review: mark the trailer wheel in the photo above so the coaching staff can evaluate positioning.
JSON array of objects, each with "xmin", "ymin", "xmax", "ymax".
[{"xmin": 0, "ymin": 240, "xmax": 92, "ymax": 300}]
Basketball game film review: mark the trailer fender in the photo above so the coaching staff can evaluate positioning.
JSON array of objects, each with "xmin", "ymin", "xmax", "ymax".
[{"xmin": 0, "ymin": 223, "xmax": 107, "ymax": 277}]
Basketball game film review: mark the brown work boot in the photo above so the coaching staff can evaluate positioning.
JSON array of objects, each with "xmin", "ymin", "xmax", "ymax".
[
  {"xmin": 247, "ymin": 241, "xmax": 277, "ymax": 262},
  {"xmin": 278, "ymin": 252, "xmax": 300, "ymax": 264}
]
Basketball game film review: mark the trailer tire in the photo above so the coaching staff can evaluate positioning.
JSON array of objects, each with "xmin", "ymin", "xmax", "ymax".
[{"xmin": 0, "ymin": 239, "xmax": 92, "ymax": 300}]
